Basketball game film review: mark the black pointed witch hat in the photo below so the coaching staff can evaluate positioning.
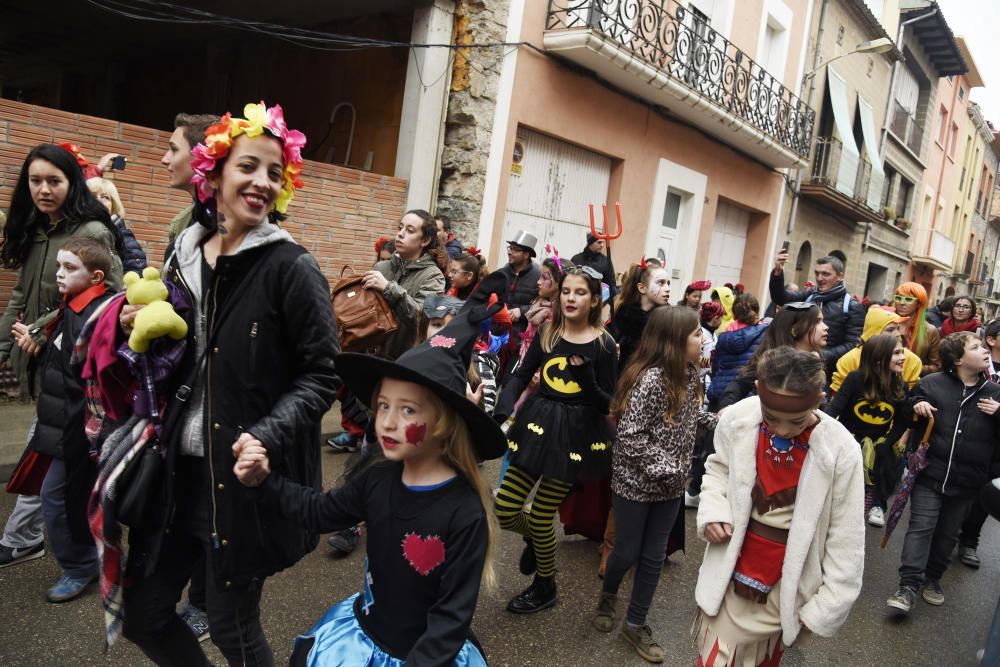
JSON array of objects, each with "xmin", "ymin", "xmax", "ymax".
[{"xmin": 334, "ymin": 300, "xmax": 506, "ymax": 460}]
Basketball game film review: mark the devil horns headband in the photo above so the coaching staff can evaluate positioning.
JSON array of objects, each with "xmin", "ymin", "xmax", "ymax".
[{"xmin": 190, "ymin": 101, "xmax": 306, "ymax": 214}]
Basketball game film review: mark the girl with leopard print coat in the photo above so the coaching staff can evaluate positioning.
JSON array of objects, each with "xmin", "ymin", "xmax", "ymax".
[{"xmin": 591, "ymin": 306, "xmax": 717, "ymax": 661}]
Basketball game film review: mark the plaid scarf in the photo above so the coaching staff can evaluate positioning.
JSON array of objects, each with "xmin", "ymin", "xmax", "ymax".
[{"xmin": 88, "ymin": 414, "xmax": 151, "ymax": 650}]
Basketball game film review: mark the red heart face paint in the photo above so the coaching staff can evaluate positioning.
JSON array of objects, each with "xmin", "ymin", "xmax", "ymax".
[{"xmin": 405, "ymin": 422, "xmax": 427, "ymax": 446}]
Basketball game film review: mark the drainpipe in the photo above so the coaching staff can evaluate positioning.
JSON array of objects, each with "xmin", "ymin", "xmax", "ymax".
[
  {"xmin": 879, "ymin": 8, "xmax": 938, "ymax": 162},
  {"xmin": 786, "ymin": 0, "xmax": 830, "ymax": 235}
]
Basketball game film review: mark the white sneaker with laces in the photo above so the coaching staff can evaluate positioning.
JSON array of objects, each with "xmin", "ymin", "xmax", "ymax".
[{"xmin": 868, "ymin": 506, "xmax": 885, "ymax": 527}]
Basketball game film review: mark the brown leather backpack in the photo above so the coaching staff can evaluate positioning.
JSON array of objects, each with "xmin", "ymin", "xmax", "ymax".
[{"xmin": 331, "ymin": 267, "xmax": 398, "ymax": 352}]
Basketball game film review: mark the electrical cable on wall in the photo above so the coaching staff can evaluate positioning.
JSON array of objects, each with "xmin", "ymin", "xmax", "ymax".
[{"xmin": 84, "ymin": 0, "xmax": 547, "ymax": 56}]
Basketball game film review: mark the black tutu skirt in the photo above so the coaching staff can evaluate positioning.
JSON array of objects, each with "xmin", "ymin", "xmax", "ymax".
[{"xmin": 505, "ymin": 395, "xmax": 613, "ymax": 484}]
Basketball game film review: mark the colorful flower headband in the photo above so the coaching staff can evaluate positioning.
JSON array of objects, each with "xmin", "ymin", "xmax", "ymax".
[{"xmin": 190, "ymin": 101, "xmax": 306, "ymax": 214}]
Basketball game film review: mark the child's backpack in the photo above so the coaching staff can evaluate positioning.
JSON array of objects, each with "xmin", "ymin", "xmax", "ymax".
[{"xmin": 332, "ymin": 266, "xmax": 398, "ymax": 352}]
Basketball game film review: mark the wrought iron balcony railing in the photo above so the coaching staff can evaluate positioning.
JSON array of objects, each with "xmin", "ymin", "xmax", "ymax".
[
  {"xmin": 889, "ymin": 101, "xmax": 924, "ymax": 156},
  {"xmin": 810, "ymin": 137, "xmax": 872, "ymax": 207},
  {"xmin": 546, "ymin": 0, "xmax": 815, "ymax": 158}
]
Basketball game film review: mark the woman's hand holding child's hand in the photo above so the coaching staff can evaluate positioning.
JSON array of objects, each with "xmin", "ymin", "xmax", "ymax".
[
  {"xmin": 11, "ymin": 322, "xmax": 40, "ymax": 357},
  {"xmin": 705, "ymin": 522, "xmax": 733, "ymax": 544},
  {"xmin": 233, "ymin": 433, "xmax": 271, "ymax": 487}
]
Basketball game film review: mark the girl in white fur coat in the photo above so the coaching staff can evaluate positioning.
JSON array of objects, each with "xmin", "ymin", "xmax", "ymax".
[{"xmin": 694, "ymin": 347, "xmax": 865, "ymax": 666}]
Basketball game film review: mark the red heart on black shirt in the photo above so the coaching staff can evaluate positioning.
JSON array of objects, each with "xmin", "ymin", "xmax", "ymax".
[{"xmin": 402, "ymin": 533, "xmax": 446, "ymax": 576}]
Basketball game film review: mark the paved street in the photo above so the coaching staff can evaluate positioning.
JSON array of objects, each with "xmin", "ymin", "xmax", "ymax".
[{"xmin": 1, "ymin": 448, "xmax": 998, "ymax": 667}]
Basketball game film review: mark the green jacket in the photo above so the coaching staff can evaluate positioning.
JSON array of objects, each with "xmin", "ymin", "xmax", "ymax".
[
  {"xmin": 373, "ymin": 253, "xmax": 445, "ymax": 360},
  {"xmin": 0, "ymin": 218, "xmax": 124, "ymax": 397},
  {"xmin": 168, "ymin": 204, "xmax": 193, "ymax": 244}
]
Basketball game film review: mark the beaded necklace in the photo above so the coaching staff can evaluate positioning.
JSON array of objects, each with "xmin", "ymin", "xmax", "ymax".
[{"xmin": 759, "ymin": 418, "xmax": 815, "ymax": 468}]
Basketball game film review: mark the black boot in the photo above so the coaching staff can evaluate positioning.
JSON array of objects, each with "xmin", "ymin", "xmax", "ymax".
[
  {"xmin": 506, "ymin": 575, "xmax": 557, "ymax": 614},
  {"xmin": 518, "ymin": 537, "xmax": 536, "ymax": 576}
]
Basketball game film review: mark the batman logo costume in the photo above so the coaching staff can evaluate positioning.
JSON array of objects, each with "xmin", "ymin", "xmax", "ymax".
[
  {"xmin": 542, "ymin": 357, "xmax": 582, "ymax": 394},
  {"xmin": 854, "ymin": 401, "xmax": 894, "ymax": 426},
  {"xmin": 527, "ymin": 423, "xmax": 544, "ymax": 435}
]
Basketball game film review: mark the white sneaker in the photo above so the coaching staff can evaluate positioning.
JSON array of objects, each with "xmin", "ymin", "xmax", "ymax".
[
  {"xmin": 868, "ymin": 506, "xmax": 885, "ymax": 527},
  {"xmin": 684, "ymin": 491, "xmax": 700, "ymax": 508}
]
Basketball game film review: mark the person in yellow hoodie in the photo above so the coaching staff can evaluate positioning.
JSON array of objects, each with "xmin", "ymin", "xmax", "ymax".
[
  {"xmin": 710, "ymin": 285, "xmax": 735, "ymax": 332},
  {"xmin": 830, "ymin": 306, "xmax": 922, "ymax": 392}
]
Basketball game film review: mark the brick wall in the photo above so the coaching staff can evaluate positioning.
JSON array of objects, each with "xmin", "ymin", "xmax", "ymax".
[{"xmin": 0, "ymin": 99, "xmax": 407, "ymax": 310}]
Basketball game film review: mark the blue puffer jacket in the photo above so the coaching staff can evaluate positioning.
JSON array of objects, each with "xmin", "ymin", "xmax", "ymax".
[{"xmin": 707, "ymin": 322, "xmax": 768, "ymax": 403}]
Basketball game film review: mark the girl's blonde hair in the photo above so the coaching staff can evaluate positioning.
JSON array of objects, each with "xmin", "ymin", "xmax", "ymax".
[
  {"xmin": 541, "ymin": 267, "xmax": 608, "ymax": 353},
  {"xmin": 374, "ymin": 381, "xmax": 497, "ymax": 590},
  {"xmin": 86, "ymin": 177, "xmax": 125, "ymax": 218}
]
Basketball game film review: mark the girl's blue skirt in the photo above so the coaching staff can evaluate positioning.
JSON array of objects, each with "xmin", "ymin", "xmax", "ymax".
[{"xmin": 291, "ymin": 594, "xmax": 488, "ymax": 666}]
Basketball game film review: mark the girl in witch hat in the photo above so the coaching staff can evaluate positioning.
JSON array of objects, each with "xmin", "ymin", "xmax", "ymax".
[
  {"xmin": 492, "ymin": 265, "xmax": 618, "ymax": 614},
  {"xmin": 234, "ymin": 301, "xmax": 507, "ymax": 666}
]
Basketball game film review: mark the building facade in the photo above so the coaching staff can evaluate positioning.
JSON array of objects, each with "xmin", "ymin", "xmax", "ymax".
[
  {"xmin": 880, "ymin": 1, "xmax": 966, "ymax": 299},
  {"xmin": 779, "ymin": 0, "xmax": 903, "ymax": 299},
  {"xmin": 475, "ymin": 0, "xmax": 816, "ymax": 298}
]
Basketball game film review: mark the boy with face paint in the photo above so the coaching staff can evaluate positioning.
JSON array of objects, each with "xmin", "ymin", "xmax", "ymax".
[{"xmin": 27, "ymin": 238, "xmax": 114, "ymax": 602}]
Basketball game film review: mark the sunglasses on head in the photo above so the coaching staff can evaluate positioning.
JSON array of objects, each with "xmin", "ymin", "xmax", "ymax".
[
  {"xmin": 783, "ymin": 301, "xmax": 819, "ymax": 312},
  {"xmin": 893, "ymin": 295, "xmax": 919, "ymax": 304}
]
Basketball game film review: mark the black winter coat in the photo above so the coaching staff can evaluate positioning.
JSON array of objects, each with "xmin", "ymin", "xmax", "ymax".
[
  {"xmin": 769, "ymin": 271, "xmax": 865, "ymax": 373},
  {"xmin": 499, "ymin": 261, "xmax": 540, "ymax": 335},
  {"xmin": 130, "ymin": 225, "xmax": 340, "ymax": 588},
  {"xmin": 610, "ymin": 302, "xmax": 650, "ymax": 371},
  {"xmin": 30, "ymin": 287, "xmax": 114, "ymax": 543},
  {"xmin": 113, "ymin": 216, "xmax": 147, "ymax": 274},
  {"xmin": 911, "ymin": 371, "xmax": 1000, "ymax": 497},
  {"xmin": 31, "ymin": 287, "xmax": 113, "ymax": 459}
]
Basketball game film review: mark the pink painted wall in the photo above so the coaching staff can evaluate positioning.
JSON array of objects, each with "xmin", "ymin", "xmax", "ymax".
[{"xmin": 494, "ymin": 0, "xmax": 793, "ymax": 296}]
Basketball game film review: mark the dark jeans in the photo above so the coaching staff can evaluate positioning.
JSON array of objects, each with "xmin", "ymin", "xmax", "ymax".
[
  {"xmin": 601, "ymin": 494, "xmax": 681, "ymax": 626},
  {"xmin": 40, "ymin": 458, "xmax": 97, "ymax": 579},
  {"xmin": 898, "ymin": 482, "xmax": 974, "ymax": 589},
  {"xmin": 187, "ymin": 557, "xmax": 207, "ymax": 610},
  {"xmin": 958, "ymin": 497, "xmax": 989, "ymax": 550},
  {"xmin": 122, "ymin": 457, "xmax": 275, "ymax": 667}
]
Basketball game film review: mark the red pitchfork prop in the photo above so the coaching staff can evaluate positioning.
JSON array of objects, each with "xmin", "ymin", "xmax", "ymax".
[
  {"xmin": 588, "ymin": 202, "xmax": 624, "ymax": 251},
  {"xmin": 588, "ymin": 202, "xmax": 623, "ymax": 321}
]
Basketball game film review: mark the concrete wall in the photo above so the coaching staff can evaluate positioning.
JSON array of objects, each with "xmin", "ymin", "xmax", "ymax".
[{"xmin": 0, "ymin": 99, "xmax": 409, "ymax": 312}]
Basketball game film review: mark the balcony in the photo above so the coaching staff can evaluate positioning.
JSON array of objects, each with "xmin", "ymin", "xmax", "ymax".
[
  {"xmin": 888, "ymin": 101, "xmax": 924, "ymax": 156},
  {"xmin": 911, "ymin": 228, "xmax": 956, "ymax": 272},
  {"xmin": 800, "ymin": 137, "xmax": 883, "ymax": 224},
  {"xmin": 544, "ymin": 0, "xmax": 814, "ymax": 168}
]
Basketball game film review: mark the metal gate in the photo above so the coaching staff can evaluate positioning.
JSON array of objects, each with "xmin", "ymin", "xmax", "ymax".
[{"xmin": 502, "ymin": 128, "xmax": 612, "ymax": 258}]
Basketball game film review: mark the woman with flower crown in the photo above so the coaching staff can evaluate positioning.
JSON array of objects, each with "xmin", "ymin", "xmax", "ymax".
[{"xmin": 116, "ymin": 102, "xmax": 340, "ymax": 666}]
